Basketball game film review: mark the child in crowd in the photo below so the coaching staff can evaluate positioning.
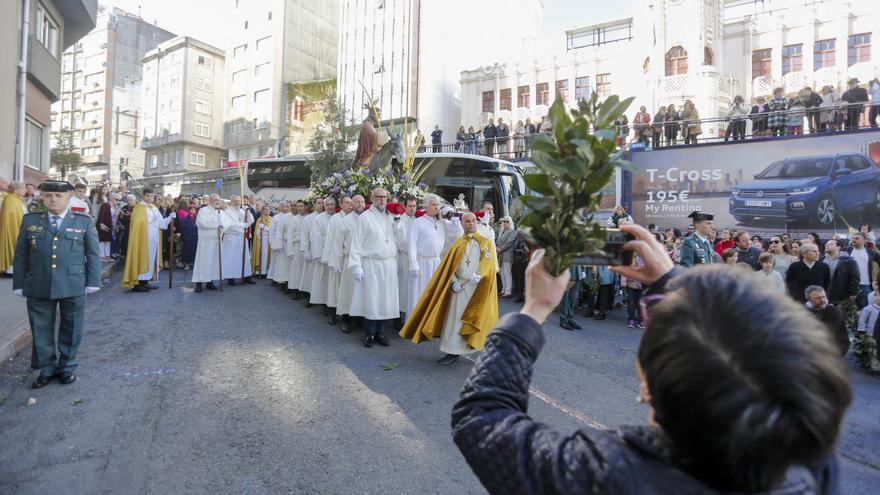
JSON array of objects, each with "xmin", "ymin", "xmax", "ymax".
[
  {"xmin": 758, "ymin": 252, "xmax": 785, "ymax": 293},
  {"xmin": 621, "ymin": 255, "xmax": 645, "ymax": 328}
]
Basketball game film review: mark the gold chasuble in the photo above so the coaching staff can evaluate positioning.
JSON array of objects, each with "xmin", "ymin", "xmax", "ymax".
[
  {"xmin": 252, "ymin": 214, "xmax": 271, "ymax": 274},
  {"xmin": 400, "ymin": 231, "xmax": 498, "ymax": 351},
  {"xmin": 121, "ymin": 204, "xmax": 149, "ymax": 288},
  {"xmin": 0, "ymin": 193, "xmax": 25, "ymax": 272}
]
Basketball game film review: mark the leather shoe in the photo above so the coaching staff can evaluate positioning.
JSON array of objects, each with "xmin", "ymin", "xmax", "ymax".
[
  {"xmin": 243, "ymin": 277, "xmax": 256, "ymax": 284},
  {"xmin": 206, "ymin": 282, "xmax": 217, "ymax": 291},
  {"xmin": 194, "ymin": 283, "xmax": 203, "ymax": 293},
  {"xmin": 270, "ymin": 281, "xmax": 278, "ymax": 287},
  {"xmin": 438, "ymin": 354, "xmax": 461, "ymax": 365},
  {"xmin": 568, "ymin": 320, "xmax": 583, "ymax": 330},
  {"xmin": 55, "ymin": 372, "xmax": 76, "ymax": 385},
  {"xmin": 291, "ymin": 291, "xmax": 301, "ymax": 300},
  {"xmin": 560, "ymin": 321, "xmax": 575, "ymax": 331},
  {"xmin": 363, "ymin": 335, "xmax": 376, "ymax": 348},
  {"xmin": 32, "ymin": 374, "xmax": 52, "ymax": 389},
  {"xmin": 328, "ymin": 314, "xmax": 337, "ymax": 325},
  {"xmin": 305, "ymin": 302, "xmax": 313, "ymax": 308},
  {"xmin": 146, "ymin": 283, "xmax": 159, "ymax": 290},
  {"xmin": 593, "ymin": 312, "xmax": 606, "ymax": 321},
  {"xmin": 131, "ymin": 285, "xmax": 149, "ymax": 293},
  {"xmin": 340, "ymin": 322, "xmax": 351, "ymax": 334},
  {"xmin": 228, "ymin": 279, "xmax": 238, "ymax": 286},
  {"xmin": 375, "ymin": 334, "xmax": 390, "ymax": 347}
]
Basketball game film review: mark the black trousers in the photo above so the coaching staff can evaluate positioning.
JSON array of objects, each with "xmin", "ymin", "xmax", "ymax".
[
  {"xmin": 512, "ymin": 258, "xmax": 527, "ymax": 298},
  {"xmin": 596, "ymin": 284, "xmax": 614, "ymax": 313},
  {"xmin": 846, "ymin": 106, "xmax": 863, "ymax": 130},
  {"xmin": 363, "ymin": 319, "xmax": 387, "ymax": 336}
]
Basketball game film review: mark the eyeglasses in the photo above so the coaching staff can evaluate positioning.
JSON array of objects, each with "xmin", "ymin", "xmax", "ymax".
[
  {"xmin": 638, "ymin": 294, "xmax": 666, "ymax": 329},
  {"xmin": 502, "ymin": 220, "xmax": 510, "ymax": 223}
]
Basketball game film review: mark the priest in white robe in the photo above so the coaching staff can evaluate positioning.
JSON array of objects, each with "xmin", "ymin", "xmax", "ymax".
[
  {"xmin": 333, "ymin": 195, "xmax": 364, "ymax": 333},
  {"xmin": 323, "ymin": 196, "xmax": 352, "ymax": 324},
  {"xmin": 348, "ymin": 188, "xmax": 405, "ymax": 348},
  {"xmin": 298, "ymin": 197, "xmax": 323, "ymax": 300},
  {"xmin": 395, "ymin": 198, "xmax": 418, "ymax": 325},
  {"xmin": 407, "ymin": 193, "xmax": 462, "ymax": 314},
  {"xmin": 140, "ymin": 189, "xmax": 175, "ymax": 286},
  {"xmin": 268, "ymin": 202, "xmax": 291, "ymax": 286},
  {"xmin": 191, "ymin": 194, "xmax": 225, "ymax": 292},
  {"xmin": 286, "ymin": 200, "xmax": 306, "ymax": 299},
  {"xmin": 220, "ymin": 195, "xmax": 255, "ymax": 285},
  {"xmin": 308, "ymin": 197, "xmax": 335, "ymax": 309}
]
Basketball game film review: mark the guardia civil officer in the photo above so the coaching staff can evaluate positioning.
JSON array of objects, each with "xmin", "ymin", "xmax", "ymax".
[
  {"xmin": 679, "ymin": 211, "xmax": 718, "ymax": 267},
  {"xmin": 12, "ymin": 181, "xmax": 101, "ymax": 389}
]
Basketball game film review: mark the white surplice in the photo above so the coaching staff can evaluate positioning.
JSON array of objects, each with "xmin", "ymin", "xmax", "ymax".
[
  {"xmin": 220, "ymin": 207, "xmax": 253, "ymax": 279},
  {"xmin": 268, "ymin": 212, "xmax": 290, "ymax": 282},
  {"xmin": 191, "ymin": 207, "xmax": 224, "ymax": 283},
  {"xmin": 286, "ymin": 214, "xmax": 305, "ymax": 290},
  {"xmin": 396, "ymin": 214, "xmax": 416, "ymax": 316},
  {"xmin": 298, "ymin": 211, "xmax": 318, "ymax": 293},
  {"xmin": 333, "ymin": 212, "xmax": 359, "ymax": 316},
  {"xmin": 347, "ymin": 206, "xmax": 403, "ymax": 320},
  {"xmin": 254, "ymin": 221, "xmax": 271, "ymax": 275},
  {"xmin": 139, "ymin": 203, "xmax": 174, "ymax": 281},
  {"xmin": 407, "ymin": 215, "xmax": 460, "ymax": 314},
  {"xmin": 322, "ymin": 211, "xmax": 347, "ymax": 308},
  {"xmin": 440, "ymin": 238, "xmax": 481, "ymax": 355},
  {"xmin": 308, "ymin": 211, "xmax": 332, "ymax": 304}
]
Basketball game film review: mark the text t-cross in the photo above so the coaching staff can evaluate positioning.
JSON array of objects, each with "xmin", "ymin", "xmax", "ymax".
[{"xmin": 729, "ymin": 153, "xmax": 880, "ymax": 226}]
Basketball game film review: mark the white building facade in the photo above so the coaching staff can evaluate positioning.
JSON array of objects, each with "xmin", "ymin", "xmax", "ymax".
[
  {"xmin": 141, "ymin": 37, "xmax": 226, "ymax": 177},
  {"xmin": 337, "ymin": 0, "xmax": 543, "ymax": 138},
  {"xmin": 224, "ymin": 0, "xmax": 338, "ymax": 162},
  {"xmin": 460, "ymin": 0, "xmax": 878, "ymax": 140}
]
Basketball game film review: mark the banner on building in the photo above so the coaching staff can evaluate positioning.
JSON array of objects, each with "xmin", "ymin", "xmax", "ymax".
[{"xmin": 628, "ymin": 129, "xmax": 880, "ymax": 234}]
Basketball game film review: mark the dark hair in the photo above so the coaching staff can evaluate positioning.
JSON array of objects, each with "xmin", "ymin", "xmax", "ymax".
[
  {"xmin": 721, "ymin": 248, "xmax": 737, "ymax": 262},
  {"xmin": 758, "ymin": 252, "xmax": 775, "ymax": 264},
  {"xmin": 638, "ymin": 266, "xmax": 851, "ymax": 492},
  {"xmin": 142, "ymin": 188, "xmax": 154, "ymax": 195}
]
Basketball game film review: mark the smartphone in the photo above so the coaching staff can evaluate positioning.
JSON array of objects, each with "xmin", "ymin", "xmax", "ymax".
[{"xmin": 571, "ymin": 228, "xmax": 635, "ymax": 266}]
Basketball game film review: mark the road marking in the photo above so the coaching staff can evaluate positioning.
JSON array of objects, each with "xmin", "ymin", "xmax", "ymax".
[
  {"xmin": 113, "ymin": 368, "xmax": 177, "ymax": 380},
  {"xmin": 462, "ymin": 356, "xmax": 608, "ymax": 430}
]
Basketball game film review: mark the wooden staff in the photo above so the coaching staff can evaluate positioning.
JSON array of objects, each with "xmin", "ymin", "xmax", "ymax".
[
  {"xmin": 240, "ymin": 207, "xmax": 248, "ymax": 283},
  {"xmin": 218, "ymin": 220, "xmax": 224, "ymax": 292},
  {"xmin": 168, "ymin": 218, "xmax": 175, "ymax": 288}
]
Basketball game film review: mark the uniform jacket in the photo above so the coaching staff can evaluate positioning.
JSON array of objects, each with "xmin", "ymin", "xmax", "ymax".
[
  {"xmin": 13, "ymin": 211, "xmax": 101, "ymax": 299},
  {"xmin": 679, "ymin": 235, "xmax": 716, "ymax": 267}
]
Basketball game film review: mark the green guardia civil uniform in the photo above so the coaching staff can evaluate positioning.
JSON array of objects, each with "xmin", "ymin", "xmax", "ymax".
[
  {"xmin": 12, "ymin": 206, "xmax": 101, "ymax": 376},
  {"xmin": 679, "ymin": 234, "xmax": 717, "ymax": 267}
]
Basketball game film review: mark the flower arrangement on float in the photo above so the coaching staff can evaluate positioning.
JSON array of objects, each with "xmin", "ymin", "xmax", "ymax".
[{"xmin": 308, "ymin": 167, "xmax": 428, "ymax": 203}]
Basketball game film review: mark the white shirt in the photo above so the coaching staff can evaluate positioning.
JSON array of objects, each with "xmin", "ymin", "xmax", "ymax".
[
  {"xmin": 850, "ymin": 247, "xmax": 870, "ymax": 285},
  {"xmin": 48, "ymin": 209, "xmax": 69, "ymax": 226}
]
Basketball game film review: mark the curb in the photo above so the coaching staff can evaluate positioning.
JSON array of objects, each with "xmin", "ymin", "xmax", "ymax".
[{"xmin": 0, "ymin": 258, "xmax": 121, "ymax": 367}]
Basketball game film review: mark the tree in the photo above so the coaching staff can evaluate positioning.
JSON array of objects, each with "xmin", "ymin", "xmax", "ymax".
[
  {"xmin": 51, "ymin": 128, "xmax": 81, "ymax": 180},
  {"xmin": 306, "ymin": 98, "xmax": 358, "ymax": 182}
]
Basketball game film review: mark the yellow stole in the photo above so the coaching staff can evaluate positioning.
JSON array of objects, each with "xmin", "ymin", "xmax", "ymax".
[
  {"xmin": 0, "ymin": 193, "xmax": 24, "ymax": 271},
  {"xmin": 400, "ymin": 230, "xmax": 499, "ymax": 350},
  {"xmin": 252, "ymin": 215, "xmax": 272, "ymax": 273},
  {"xmin": 121, "ymin": 204, "xmax": 149, "ymax": 288}
]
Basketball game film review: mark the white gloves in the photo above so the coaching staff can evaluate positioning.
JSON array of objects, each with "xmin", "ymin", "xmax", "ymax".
[
  {"xmin": 470, "ymin": 273, "xmax": 482, "ymax": 285},
  {"xmin": 440, "ymin": 205, "xmax": 454, "ymax": 217},
  {"xmin": 451, "ymin": 280, "xmax": 463, "ymax": 293},
  {"xmin": 86, "ymin": 287, "xmax": 100, "ymax": 294},
  {"xmin": 169, "ymin": 212, "xmax": 177, "ymax": 219},
  {"xmin": 13, "ymin": 289, "xmax": 23, "ymax": 297},
  {"xmin": 333, "ymin": 266, "xmax": 343, "ymax": 274},
  {"xmin": 352, "ymin": 266, "xmax": 364, "ymax": 282},
  {"xmin": 409, "ymin": 268, "xmax": 419, "ymax": 277}
]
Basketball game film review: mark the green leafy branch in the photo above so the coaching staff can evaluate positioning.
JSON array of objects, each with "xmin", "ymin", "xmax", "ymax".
[{"xmin": 518, "ymin": 93, "xmax": 634, "ymax": 276}]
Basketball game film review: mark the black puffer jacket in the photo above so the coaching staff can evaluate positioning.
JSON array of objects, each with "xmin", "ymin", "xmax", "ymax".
[{"xmin": 451, "ymin": 311, "xmax": 840, "ymax": 495}]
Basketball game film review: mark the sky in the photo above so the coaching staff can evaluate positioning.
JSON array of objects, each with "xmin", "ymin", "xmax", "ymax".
[{"xmin": 101, "ymin": 0, "xmax": 635, "ymax": 48}]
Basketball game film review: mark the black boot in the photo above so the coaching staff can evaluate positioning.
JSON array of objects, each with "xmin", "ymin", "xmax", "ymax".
[
  {"xmin": 284, "ymin": 288, "xmax": 292, "ymax": 295},
  {"xmin": 291, "ymin": 290, "xmax": 301, "ymax": 300},
  {"xmin": 328, "ymin": 312, "xmax": 337, "ymax": 325},
  {"xmin": 243, "ymin": 276, "xmax": 256, "ymax": 284},
  {"xmin": 340, "ymin": 316, "xmax": 351, "ymax": 333},
  {"xmin": 194, "ymin": 282, "xmax": 203, "ymax": 293},
  {"xmin": 270, "ymin": 281, "xmax": 278, "ymax": 287},
  {"xmin": 322, "ymin": 306, "xmax": 331, "ymax": 316},
  {"xmin": 228, "ymin": 279, "xmax": 238, "ymax": 286},
  {"xmin": 206, "ymin": 282, "xmax": 217, "ymax": 291}
]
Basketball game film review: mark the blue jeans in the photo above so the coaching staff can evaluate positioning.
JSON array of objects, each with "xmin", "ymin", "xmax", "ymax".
[
  {"xmin": 558, "ymin": 279, "xmax": 581, "ymax": 323},
  {"xmin": 626, "ymin": 288, "xmax": 642, "ymax": 321},
  {"xmin": 857, "ymin": 284, "xmax": 873, "ymax": 310}
]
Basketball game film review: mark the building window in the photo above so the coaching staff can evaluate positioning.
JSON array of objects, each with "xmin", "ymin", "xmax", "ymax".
[
  {"xmin": 190, "ymin": 152, "xmax": 206, "ymax": 166},
  {"xmin": 704, "ymin": 47, "xmax": 713, "ymax": 65},
  {"xmin": 643, "ymin": 57, "xmax": 650, "ymax": 73},
  {"xmin": 536, "ymin": 82, "xmax": 549, "ymax": 106},
  {"xmin": 575, "ymin": 76, "xmax": 591, "ymax": 102},
  {"xmin": 566, "ymin": 19, "xmax": 633, "ymax": 50},
  {"xmin": 195, "ymin": 100, "xmax": 211, "ymax": 115},
  {"xmin": 175, "ymin": 150, "xmax": 182, "ymax": 166},
  {"xmin": 194, "ymin": 122, "xmax": 210, "ymax": 138},
  {"xmin": 555, "ymin": 80, "xmax": 569, "ymax": 103},
  {"xmin": 782, "ymin": 44, "xmax": 803, "ymax": 75},
  {"xmin": 293, "ymin": 97, "xmax": 305, "ymax": 122},
  {"xmin": 197, "ymin": 55, "xmax": 212, "ymax": 68},
  {"xmin": 595, "ymin": 73, "xmax": 610, "ymax": 99},
  {"xmin": 267, "ymin": 11, "xmax": 272, "ymax": 20},
  {"xmin": 848, "ymin": 33, "xmax": 871, "ymax": 66},
  {"xmin": 195, "ymin": 77, "xmax": 212, "ymax": 91},
  {"xmin": 499, "ymin": 89, "xmax": 512, "ymax": 111},
  {"xmin": 256, "ymin": 36, "xmax": 271, "ymax": 51},
  {"xmin": 254, "ymin": 62, "xmax": 271, "ymax": 77},
  {"xmin": 752, "ymin": 49, "xmax": 772, "ymax": 77},
  {"xmin": 233, "ymin": 44, "xmax": 247, "ymax": 58},
  {"xmin": 253, "ymin": 89, "xmax": 270, "ymax": 104},
  {"xmin": 231, "ymin": 95, "xmax": 245, "ymax": 112},
  {"xmin": 814, "ymin": 39, "xmax": 836, "ymax": 70},
  {"xmin": 665, "ymin": 46, "xmax": 688, "ymax": 76},
  {"xmin": 170, "ymin": 73, "xmax": 181, "ymax": 88},
  {"xmin": 25, "ymin": 120, "xmax": 44, "ymax": 170},
  {"xmin": 149, "ymin": 154, "xmax": 158, "ymax": 168},
  {"xmin": 517, "ymin": 86, "xmax": 530, "ymax": 108},
  {"xmin": 36, "ymin": 6, "xmax": 59, "ymax": 58},
  {"xmin": 244, "ymin": 20, "xmax": 248, "ymax": 30},
  {"xmin": 232, "ymin": 69, "xmax": 247, "ymax": 85},
  {"xmin": 482, "ymin": 91, "xmax": 494, "ymax": 113}
]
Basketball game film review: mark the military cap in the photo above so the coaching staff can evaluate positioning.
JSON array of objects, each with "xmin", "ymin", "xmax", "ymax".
[
  {"xmin": 38, "ymin": 180, "xmax": 75, "ymax": 192},
  {"xmin": 687, "ymin": 211, "xmax": 714, "ymax": 223}
]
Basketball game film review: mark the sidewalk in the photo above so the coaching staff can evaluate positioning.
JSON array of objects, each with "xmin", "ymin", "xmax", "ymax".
[{"xmin": 0, "ymin": 260, "xmax": 119, "ymax": 366}]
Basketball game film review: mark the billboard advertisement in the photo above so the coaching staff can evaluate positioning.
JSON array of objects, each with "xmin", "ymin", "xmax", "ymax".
[{"xmin": 628, "ymin": 130, "xmax": 880, "ymax": 234}]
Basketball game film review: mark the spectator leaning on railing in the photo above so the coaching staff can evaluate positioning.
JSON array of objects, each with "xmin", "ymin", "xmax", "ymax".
[
  {"xmin": 724, "ymin": 95, "xmax": 749, "ymax": 141},
  {"xmin": 768, "ymin": 87, "xmax": 789, "ymax": 137},
  {"xmin": 452, "ymin": 224, "xmax": 851, "ymax": 494},
  {"xmin": 749, "ymin": 97, "xmax": 769, "ymax": 137},
  {"xmin": 664, "ymin": 104, "xmax": 680, "ymax": 145}
]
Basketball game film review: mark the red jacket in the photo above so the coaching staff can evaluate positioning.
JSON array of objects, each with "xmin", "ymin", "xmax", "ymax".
[{"xmin": 714, "ymin": 239, "xmax": 733, "ymax": 255}]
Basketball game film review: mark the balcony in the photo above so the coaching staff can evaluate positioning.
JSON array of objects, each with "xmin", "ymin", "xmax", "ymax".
[
  {"xmin": 813, "ymin": 67, "xmax": 838, "ymax": 90},
  {"xmin": 224, "ymin": 118, "xmax": 278, "ymax": 148},
  {"xmin": 752, "ymin": 75, "xmax": 773, "ymax": 98},
  {"xmin": 142, "ymin": 132, "xmax": 183, "ymax": 149},
  {"xmin": 783, "ymin": 71, "xmax": 806, "ymax": 94},
  {"xmin": 848, "ymin": 63, "xmax": 875, "ymax": 86}
]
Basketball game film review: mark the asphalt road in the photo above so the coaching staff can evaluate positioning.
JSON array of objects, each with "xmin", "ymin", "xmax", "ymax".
[{"xmin": 1, "ymin": 272, "xmax": 878, "ymax": 494}]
